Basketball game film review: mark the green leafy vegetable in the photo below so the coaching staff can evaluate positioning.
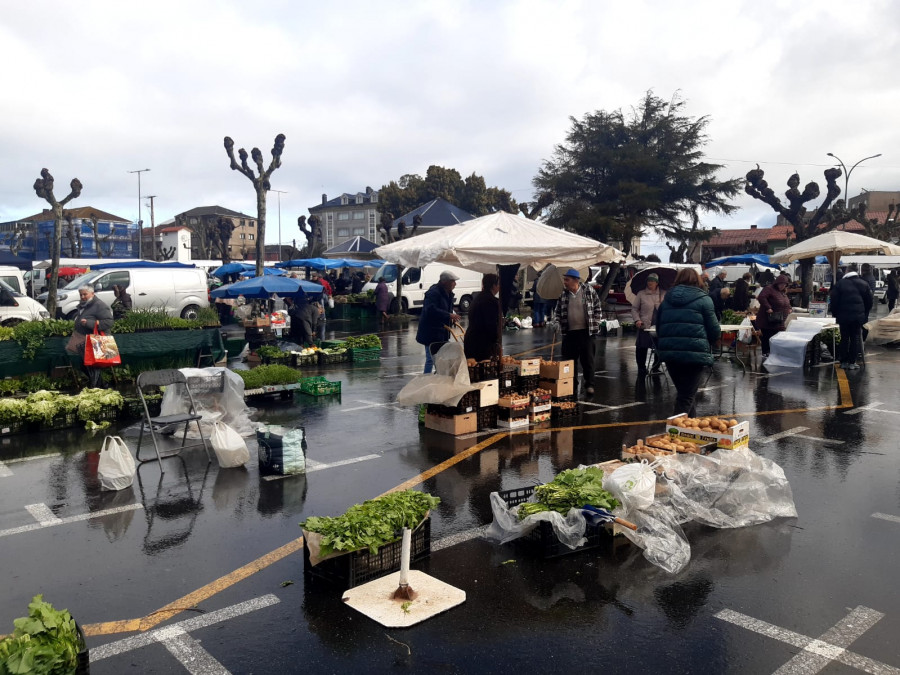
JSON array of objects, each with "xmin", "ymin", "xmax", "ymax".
[
  {"xmin": 236, "ymin": 365, "xmax": 302, "ymax": 390},
  {"xmin": 0, "ymin": 594, "xmax": 84, "ymax": 675},
  {"xmin": 343, "ymin": 334, "xmax": 382, "ymax": 349},
  {"xmin": 301, "ymin": 490, "xmax": 440, "ymax": 556},
  {"xmin": 517, "ymin": 468, "xmax": 619, "ymax": 520}
]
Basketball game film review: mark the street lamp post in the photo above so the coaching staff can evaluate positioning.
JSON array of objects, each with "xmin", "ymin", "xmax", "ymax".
[
  {"xmin": 826, "ymin": 153, "xmax": 882, "ymax": 208},
  {"xmin": 128, "ymin": 169, "xmax": 150, "ymax": 258},
  {"xmin": 271, "ymin": 189, "xmax": 287, "ymax": 261}
]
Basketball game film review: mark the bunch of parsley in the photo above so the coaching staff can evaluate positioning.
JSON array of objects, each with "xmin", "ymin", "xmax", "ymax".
[{"xmin": 518, "ymin": 467, "xmax": 619, "ymax": 520}]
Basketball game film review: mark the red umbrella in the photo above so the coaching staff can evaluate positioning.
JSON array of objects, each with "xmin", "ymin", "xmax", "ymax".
[{"xmin": 58, "ymin": 267, "xmax": 87, "ymax": 276}]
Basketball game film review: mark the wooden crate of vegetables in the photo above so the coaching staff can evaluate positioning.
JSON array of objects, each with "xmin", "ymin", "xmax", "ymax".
[{"xmin": 666, "ymin": 414, "xmax": 749, "ymax": 449}]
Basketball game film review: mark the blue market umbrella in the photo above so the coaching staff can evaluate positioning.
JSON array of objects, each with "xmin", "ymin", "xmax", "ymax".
[
  {"xmin": 704, "ymin": 254, "xmax": 781, "ymax": 269},
  {"xmin": 210, "ymin": 275, "xmax": 322, "ymax": 299},
  {"xmin": 211, "ymin": 262, "xmax": 255, "ymax": 279},
  {"xmin": 239, "ymin": 267, "xmax": 285, "ymax": 277}
]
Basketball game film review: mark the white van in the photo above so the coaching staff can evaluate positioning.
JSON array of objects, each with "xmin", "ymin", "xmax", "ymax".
[
  {"xmin": 0, "ymin": 280, "xmax": 51, "ymax": 326},
  {"xmin": 363, "ymin": 263, "xmax": 483, "ymax": 313},
  {"xmin": 0, "ymin": 267, "xmax": 28, "ymax": 295},
  {"xmin": 38, "ymin": 266, "xmax": 209, "ymax": 319}
]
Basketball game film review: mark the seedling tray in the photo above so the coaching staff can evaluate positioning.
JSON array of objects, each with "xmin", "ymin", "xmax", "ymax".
[{"xmin": 299, "ymin": 376, "xmax": 341, "ymax": 396}]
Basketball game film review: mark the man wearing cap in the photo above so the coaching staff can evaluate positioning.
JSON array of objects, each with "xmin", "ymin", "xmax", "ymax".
[
  {"xmin": 416, "ymin": 270, "xmax": 461, "ymax": 373},
  {"xmin": 555, "ymin": 268, "xmax": 602, "ymax": 396},
  {"xmin": 631, "ymin": 273, "xmax": 666, "ymax": 375}
]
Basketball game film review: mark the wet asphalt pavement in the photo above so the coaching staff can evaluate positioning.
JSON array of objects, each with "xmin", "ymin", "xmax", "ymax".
[{"xmin": 2, "ymin": 309, "xmax": 900, "ymax": 674}]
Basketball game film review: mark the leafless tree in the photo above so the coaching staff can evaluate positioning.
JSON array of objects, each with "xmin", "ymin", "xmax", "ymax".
[
  {"xmin": 88, "ymin": 212, "xmax": 114, "ymax": 259},
  {"xmin": 224, "ymin": 134, "xmax": 286, "ymax": 276},
  {"xmin": 33, "ymin": 169, "xmax": 82, "ymax": 315},
  {"xmin": 214, "ymin": 217, "xmax": 236, "ymax": 264},
  {"xmin": 297, "ymin": 215, "xmax": 325, "ymax": 256},
  {"xmin": 158, "ymin": 246, "xmax": 176, "ymax": 260},
  {"xmin": 745, "ymin": 166, "xmax": 851, "ymax": 306},
  {"xmin": 61, "ymin": 210, "xmax": 82, "ymax": 257},
  {"xmin": 5, "ymin": 222, "xmax": 31, "ymax": 256}
]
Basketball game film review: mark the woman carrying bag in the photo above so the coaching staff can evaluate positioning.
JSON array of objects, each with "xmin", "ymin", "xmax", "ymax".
[{"xmin": 756, "ymin": 274, "xmax": 792, "ymax": 356}]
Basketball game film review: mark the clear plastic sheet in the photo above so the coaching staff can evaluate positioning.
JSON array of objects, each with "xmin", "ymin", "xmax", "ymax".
[
  {"xmin": 484, "ymin": 492, "xmax": 588, "ymax": 550},
  {"xmin": 486, "ymin": 448, "xmax": 796, "ymax": 574},
  {"xmin": 159, "ymin": 367, "xmax": 257, "ymax": 438},
  {"xmin": 396, "ymin": 342, "xmax": 477, "ymax": 406}
]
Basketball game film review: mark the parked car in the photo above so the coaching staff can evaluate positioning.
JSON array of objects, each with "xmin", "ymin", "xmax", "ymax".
[
  {"xmin": 38, "ymin": 265, "xmax": 209, "ymax": 319},
  {"xmin": 0, "ymin": 279, "xmax": 51, "ymax": 326},
  {"xmin": 0, "ymin": 266, "xmax": 27, "ymax": 295},
  {"xmin": 363, "ymin": 262, "xmax": 482, "ymax": 313}
]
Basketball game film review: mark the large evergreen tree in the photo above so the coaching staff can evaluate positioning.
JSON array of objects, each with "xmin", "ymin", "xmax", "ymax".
[{"xmin": 533, "ymin": 91, "xmax": 741, "ymax": 257}]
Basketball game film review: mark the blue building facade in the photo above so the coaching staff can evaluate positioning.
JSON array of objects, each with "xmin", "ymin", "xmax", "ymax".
[{"xmin": 0, "ymin": 210, "xmax": 138, "ymax": 261}]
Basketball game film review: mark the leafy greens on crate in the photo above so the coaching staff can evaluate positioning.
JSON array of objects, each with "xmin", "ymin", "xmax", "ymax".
[
  {"xmin": 301, "ymin": 490, "xmax": 440, "ymax": 555},
  {"xmin": 0, "ymin": 594, "xmax": 84, "ymax": 675},
  {"xmin": 342, "ymin": 334, "xmax": 382, "ymax": 349},
  {"xmin": 517, "ymin": 467, "xmax": 619, "ymax": 520},
  {"xmin": 236, "ymin": 365, "xmax": 301, "ymax": 389}
]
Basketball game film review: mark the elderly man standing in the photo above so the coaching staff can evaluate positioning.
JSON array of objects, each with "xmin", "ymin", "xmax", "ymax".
[
  {"xmin": 555, "ymin": 269, "xmax": 602, "ymax": 396},
  {"xmin": 416, "ymin": 271, "xmax": 461, "ymax": 373},
  {"xmin": 708, "ymin": 268, "xmax": 728, "ymax": 297},
  {"xmin": 65, "ymin": 285, "xmax": 114, "ymax": 387}
]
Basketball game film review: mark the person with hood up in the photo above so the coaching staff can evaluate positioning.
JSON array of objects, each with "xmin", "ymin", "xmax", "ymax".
[
  {"xmin": 631, "ymin": 272, "xmax": 666, "ymax": 375},
  {"xmin": 416, "ymin": 271, "xmax": 461, "ymax": 373},
  {"xmin": 830, "ymin": 264, "xmax": 873, "ymax": 369},
  {"xmin": 655, "ymin": 268, "xmax": 720, "ymax": 416},
  {"xmin": 756, "ymin": 273, "xmax": 793, "ymax": 355}
]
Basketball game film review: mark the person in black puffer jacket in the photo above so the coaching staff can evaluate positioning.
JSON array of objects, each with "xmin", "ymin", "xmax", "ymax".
[
  {"xmin": 656, "ymin": 268, "xmax": 721, "ymax": 416},
  {"xmin": 416, "ymin": 271, "xmax": 461, "ymax": 373},
  {"xmin": 830, "ymin": 264, "xmax": 873, "ymax": 369}
]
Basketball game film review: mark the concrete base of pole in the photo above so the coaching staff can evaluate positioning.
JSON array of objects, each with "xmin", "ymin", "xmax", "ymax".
[{"xmin": 341, "ymin": 570, "xmax": 465, "ymax": 628}]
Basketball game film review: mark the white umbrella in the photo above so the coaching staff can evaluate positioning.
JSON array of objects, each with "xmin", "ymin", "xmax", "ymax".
[
  {"xmin": 373, "ymin": 211, "xmax": 623, "ymax": 274},
  {"xmin": 770, "ymin": 230, "xmax": 900, "ymax": 288}
]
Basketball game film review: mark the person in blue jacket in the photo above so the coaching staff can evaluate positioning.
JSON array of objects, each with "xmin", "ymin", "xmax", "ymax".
[
  {"xmin": 415, "ymin": 271, "xmax": 461, "ymax": 373},
  {"xmin": 655, "ymin": 267, "xmax": 721, "ymax": 416}
]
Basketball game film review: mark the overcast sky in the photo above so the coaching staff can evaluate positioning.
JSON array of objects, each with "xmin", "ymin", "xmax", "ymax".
[{"xmin": 2, "ymin": 0, "xmax": 898, "ymax": 259}]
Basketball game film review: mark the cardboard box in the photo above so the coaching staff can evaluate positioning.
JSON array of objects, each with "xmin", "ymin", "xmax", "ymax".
[
  {"xmin": 473, "ymin": 380, "xmax": 499, "ymax": 407},
  {"xmin": 529, "ymin": 403, "xmax": 551, "ymax": 414},
  {"xmin": 498, "ymin": 406, "xmax": 529, "ymax": 420},
  {"xmin": 498, "ymin": 394, "xmax": 530, "ymax": 409},
  {"xmin": 425, "ymin": 412, "xmax": 477, "ymax": 436},
  {"xmin": 539, "ymin": 378, "xmax": 574, "ymax": 398},
  {"xmin": 497, "ymin": 417, "xmax": 530, "ymax": 429},
  {"xmin": 540, "ymin": 360, "xmax": 574, "ymax": 380},
  {"xmin": 530, "ymin": 411, "xmax": 551, "ymax": 424},
  {"xmin": 518, "ymin": 358, "xmax": 541, "ymax": 376},
  {"xmin": 665, "ymin": 414, "xmax": 750, "ymax": 449},
  {"xmin": 243, "ymin": 317, "xmax": 271, "ymax": 327}
]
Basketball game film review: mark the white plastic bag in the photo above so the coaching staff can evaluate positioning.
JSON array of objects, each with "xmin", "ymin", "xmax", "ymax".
[
  {"xmin": 327, "ymin": 295, "xmax": 334, "ymax": 309},
  {"xmin": 603, "ymin": 460, "xmax": 657, "ymax": 511},
  {"xmin": 210, "ymin": 421, "xmax": 250, "ymax": 468},
  {"xmin": 98, "ymin": 436, "xmax": 136, "ymax": 491},
  {"xmin": 605, "ymin": 319, "xmax": 620, "ymax": 331}
]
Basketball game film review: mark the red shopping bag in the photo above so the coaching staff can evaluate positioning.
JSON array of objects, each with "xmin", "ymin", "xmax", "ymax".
[{"xmin": 84, "ymin": 325, "xmax": 121, "ymax": 367}]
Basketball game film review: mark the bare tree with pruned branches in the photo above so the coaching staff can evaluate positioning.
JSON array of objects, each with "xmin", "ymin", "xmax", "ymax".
[
  {"xmin": 224, "ymin": 134, "xmax": 286, "ymax": 275},
  {"xmin": 88, "ymin": 212, "xmax": 114, "ymax": 259},
  {"xmin": 33, "ymin": 169, "xmax": 82, "ymax": 315}
]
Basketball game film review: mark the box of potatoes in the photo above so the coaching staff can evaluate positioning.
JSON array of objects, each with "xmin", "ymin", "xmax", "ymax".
[
  {"xmin": 622, "ymin": 435, "xmax": 717, "ymax": 460},
  {"xmin": 666, "ymin": 413, "xmax": 749, "ymax": 449}
]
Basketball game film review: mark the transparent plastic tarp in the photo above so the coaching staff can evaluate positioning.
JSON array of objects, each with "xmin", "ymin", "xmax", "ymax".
[
  {"xmin": 159, "ymin": 367, "xmax": 256, "ymax": 438},
  {"xmin": 486, "ymin": 448, "xmax": 796, "ymax": 574},
  {"xmin": 865, "ymin": 307, "xmax": 900, "ymax": 344},
  {"xmin": 396, "ymin": 342, "xmax": 477, "ymax": 406}
]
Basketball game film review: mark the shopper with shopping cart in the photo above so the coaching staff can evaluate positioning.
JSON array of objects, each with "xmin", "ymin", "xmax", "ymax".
[{"xmin": 416, "ymin": 270, "xmax": 461, "ymax": 373}]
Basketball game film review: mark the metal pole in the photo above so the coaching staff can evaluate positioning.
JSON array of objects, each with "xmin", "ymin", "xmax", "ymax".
[
  {"xmin": 271, "ymin": 189, "xmax": 287, "ymax": 261},
  {"xmin": 826, "ymin": 153, "xmax": 881, "ymax": 207},
  {"xmin": 128, "ymin": 169, "xmax": 150, "ymax": 258},
  {"xmin": 146, "ymin": 196, "xmax": 157, "ymax": 261}
]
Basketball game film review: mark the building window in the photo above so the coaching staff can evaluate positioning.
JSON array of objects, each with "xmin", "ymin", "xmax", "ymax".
[
  {"xmin": 337, "ymin": 228, "xmax": 350, "ymax": 237},
  {"xmin": 353, "ymin": 211, "xmax": 364, "ymax": 220},
  {"xmin": 249, "ymin": 234, "xmax": 255, "ymax": 240},
  {"xmin": 189, "ymin": 218, "xmax": 198, "ymax": 225},
  {"xmin": 338, "ymin": 213, "xmax": 350, "ymax": 221},
  {"xmin": 240, "ymin": 233, "xmax": 246, "ymax": 239},
  {"xmin": 353, "ymin": 227, "xmax": 366, "ymax": 235}
]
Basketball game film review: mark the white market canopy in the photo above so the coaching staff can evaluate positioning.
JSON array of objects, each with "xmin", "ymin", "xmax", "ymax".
[
  {"xmin": 770, "ymin": 230, "xmax": 900, "ymax": 264},
  {"xmin": 373, "ymin": 211, "xmax": 623, "ymax": 274}
]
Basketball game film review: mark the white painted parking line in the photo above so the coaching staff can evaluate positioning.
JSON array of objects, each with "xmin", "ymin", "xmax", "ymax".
[
  {"xmin": 794, "ymin": 434, "xmax": 845, "ymax": 446},
  {"xmin": 758, "ymin": 427, "xmax": 810, "ymax": 444},
  {"xmin": 697, "ymin": 383, "xmax": 730, "ymax": 392},
  {"xmin": 584, "ymin": 402, "xmax": 645, "ymax": 415},
  {"xmin": 715, "ymin": 606, "xmax": 896, "ymax": 675},
  {"xmin": 162, "ymin": 629, "xmax": 230, "ymax": 675},
  {"xmin": 844, "ymin": 402, "xmax": 886, "ymax": 416},
  {"xmin": 262, "ymin": 454, "xmax": 380, "ymax": 481},
  {"xmin": 873, "ymin": 512, "xmax": 900, "ymax": 525},
  {"xmin": 25, "ymin": 503, "xmax": 62, "ymax": 525},
  {"xmin": 0, "ymin": 504, "xmax": 144, "ymax": 539},
  {"xmin": 432, "ymin": 526, "xmax": 487, "ymax": 552},
  {"xmin": 91, "ymin": 594, "xmax": 280, "ymax": 668},
  {"xmin": 0, "ymin": 453, "xmax": 63, "ymax": 478},
  {"xmin": 340, "ymin": 399, "xmax": 407, "ymax": 413}
]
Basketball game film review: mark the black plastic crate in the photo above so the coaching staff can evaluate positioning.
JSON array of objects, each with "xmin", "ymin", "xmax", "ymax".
[
  {"xmin": 478, "ymin": 360, "xmax": 500, "ymax": 381},
  {"xmin": 496, "ymin": 486, "xmax": 611, "ymax": 559},
  {"xmin": 477, "ymin": 405, "xmax": 498, "ymax": 431},
  {"xmin": 551, "ymin": 403, "xmax": 578, "ymax": 420},
  {"xmin": 468, "ymin": 364, "xmax": 480, "ymax": 383},
  {"xmin": 303, "ymin": 518, "xmax": 431, "ymax": 588},
  {"xmin": 516, "ymin": 374, "xmax": 539, "ymax": 394},
  {"xmin": 426, "ymin": 390, "xmax": 479, "ymax": 416}
]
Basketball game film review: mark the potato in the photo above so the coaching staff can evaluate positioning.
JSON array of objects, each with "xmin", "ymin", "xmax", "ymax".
[{"xmin": 729, "ymin": 419, "xmax": 738, "ymax": 427}]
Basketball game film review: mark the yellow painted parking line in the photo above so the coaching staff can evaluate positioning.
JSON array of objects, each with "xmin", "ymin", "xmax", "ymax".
[
  {"xmin": 83, "ymin": 536, "xmax": 305, "ymax": 637},
  {"xmin": 83, "ymin": 367, "xmax": 854, "ymax": 638}
]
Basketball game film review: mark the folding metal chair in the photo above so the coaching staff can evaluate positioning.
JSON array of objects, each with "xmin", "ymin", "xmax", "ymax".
[{"xmin": 135, "ymin": 369, "xmax": 213, "ymax": 465}]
